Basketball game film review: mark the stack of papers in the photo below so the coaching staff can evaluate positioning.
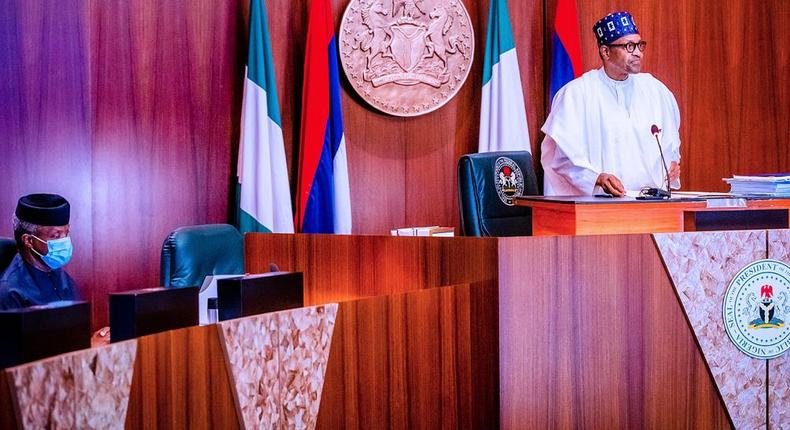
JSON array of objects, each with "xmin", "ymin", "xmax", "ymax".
[
  {"xmin": 723, "ymin": 174, "xmax": 790, "ymax": 196},
  {"xmin": 390, "ymin": 226, "xmax": 455, "ymax": 237}
]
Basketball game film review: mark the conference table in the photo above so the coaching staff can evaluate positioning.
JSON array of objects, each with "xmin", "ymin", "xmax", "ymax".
[{"xmin": 514, "ymin": 194, "xmax": 790, "ymax": 236}]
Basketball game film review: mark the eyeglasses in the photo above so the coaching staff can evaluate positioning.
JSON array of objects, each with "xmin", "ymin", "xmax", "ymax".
[{"xmin": 607, "ymin": 41, "xmax": 647, "ymax": 53}]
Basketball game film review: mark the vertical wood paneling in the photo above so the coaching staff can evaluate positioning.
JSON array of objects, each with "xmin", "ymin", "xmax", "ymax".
[
  {"xmin": 124, "ymin": 325, "xmax": 240, "ymax": 429},
  {"xmin": 244, "ymin": 233, "xmax": 499, "ymax": 304},
  {"xmin": 0, "ymin": 0, "xmax": 94, "ymax": 310},
  {"xmin": 87, "ymin": 0, "xmax": 247, "ymax": 327},
  {"xmin": 316, "ymin": 282, "xmax": 499, "ymax": 429},
  {"xmin": 498, "ymin": 234, "xmax": 731, "ymax": 429}
]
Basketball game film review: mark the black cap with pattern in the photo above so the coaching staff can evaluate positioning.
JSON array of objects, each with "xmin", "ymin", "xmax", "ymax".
[{"xmin": 15, "ymin": 193, "xmax": 70, "ymax": 226}]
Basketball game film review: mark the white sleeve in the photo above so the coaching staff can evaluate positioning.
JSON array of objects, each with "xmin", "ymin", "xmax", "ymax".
[
  {"xmin": 542, "ymin": 135, "xmax": 600, "ymax": 194},
  {"xmin": 541, "ymin": 83, "xmax": 601, "ymax": 195}
]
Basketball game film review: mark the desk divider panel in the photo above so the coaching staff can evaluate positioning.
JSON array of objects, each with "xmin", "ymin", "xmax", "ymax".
[
  {"xmin": 5, "ymin": 340, "xmax": 137, "ymax": 429},
  {"xmin": 217, "ymin": 304, "xmax": 337, "ymax": 430},
  {"xmin": 768, "ymin": 229, "xmax": 790, "ymax": 428},
  {"xmin": 654, "ymin": 230, "xmax": 767, "ymax": 429}
]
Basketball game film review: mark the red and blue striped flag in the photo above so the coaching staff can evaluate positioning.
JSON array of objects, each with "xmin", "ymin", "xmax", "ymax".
[
  {"xmin": 549, "ymin": 0, "xmax": 582, "ymax": 104},
  {"xmin": 295, "ymin": 0, "xmax": 352, "ymax": 233}
]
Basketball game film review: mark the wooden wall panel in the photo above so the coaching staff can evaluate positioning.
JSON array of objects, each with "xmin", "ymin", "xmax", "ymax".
[
  {"xmin": 86, "ymin": 0, "xmax": 247, "ymax": 327},
  {"xmin": 498, "ymin": 234, "xmax": 731, "ymax": 429},
  {"xmin": 573, "ymin": 2, "xmax": 790, "ymax": 192},
  {"xmin": 316, "ymin": 282, "xmax": 499, "ymax": 429},
  {"xmin": 0, "ymin": 0, "xmax": 94, "ymax": 309},
  {"xmin": 244, "ymin": 233, "xmax": 499, "ymax": 304},
  {"xmin": 124, "ymin": 325, "xmax": 240, "ymax": 430},
  {"xmin": 259, "ymin": 0, "xmax": 545, "ymax": 234}
]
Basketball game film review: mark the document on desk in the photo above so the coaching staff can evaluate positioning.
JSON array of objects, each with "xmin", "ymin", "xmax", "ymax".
[{"xmin": 669, "ymin": 191, "xmax": 735, "ymax": 198}]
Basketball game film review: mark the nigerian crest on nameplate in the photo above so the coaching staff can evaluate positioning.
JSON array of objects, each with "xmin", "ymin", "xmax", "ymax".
[
  {"xmin": 723, "ymin": 259, "xmax": 790, "ymax": 360},
  {"xmin": 339, "ymin": 0, "xmax": 474, "ymax": 116}
]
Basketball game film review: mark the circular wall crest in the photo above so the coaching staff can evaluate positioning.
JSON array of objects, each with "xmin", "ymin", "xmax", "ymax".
[
  {"xmin": 338, "ymin": 0, "xmax": 474, "ymax": 117},
  {"xmin": 723, "ymin": 259, "xmax": 790, "ymax": 360}
]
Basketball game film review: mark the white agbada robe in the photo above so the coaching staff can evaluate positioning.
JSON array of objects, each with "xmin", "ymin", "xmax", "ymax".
[{"xmin": 541, "ymin": 68, "xmax": 681, "ymax": 196}]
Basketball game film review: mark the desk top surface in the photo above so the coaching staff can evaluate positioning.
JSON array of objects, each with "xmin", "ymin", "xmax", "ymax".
[{"xmin": 515, "ymin": 194, "xmax": 790, "ymax": 206}]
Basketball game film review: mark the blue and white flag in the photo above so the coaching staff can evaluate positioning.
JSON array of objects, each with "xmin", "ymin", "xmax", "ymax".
[
  {"xmin": 478, "ymin": 0, "xmax": 531, "ymax": 153},
  {"xmin": 237, "ymin": 0, "xmax": 294, "ymax": 233}
]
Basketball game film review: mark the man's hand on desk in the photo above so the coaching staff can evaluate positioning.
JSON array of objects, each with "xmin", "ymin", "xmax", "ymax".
[
  {"xmin": 596, "ymin": 173, "xmax": 626, "ymax": 196},
  {"xmin": 91, "ymin": 326, "xmax": 110, "ymax": 347}
]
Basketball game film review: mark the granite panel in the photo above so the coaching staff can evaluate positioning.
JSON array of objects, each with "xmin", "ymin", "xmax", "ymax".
[
  {"xmin": 277, "ymin": 305, "xmax": 337, "ymax": 429},
  {"xmin": 767, "ymin": 229, "xmax": 790, "ymax": 429},
  {"xmin": 654, "ymin": 230, "xmax": 766, "ymax": 430},
  {"xmin": 5, "ymin": 340, "xmax": 137, "ymax": 430},
  {"xmin": 218, "ymin": 304, "xmax": 338, "ymax": 430}
]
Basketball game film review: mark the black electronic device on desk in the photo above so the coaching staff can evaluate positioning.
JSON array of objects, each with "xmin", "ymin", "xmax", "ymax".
[
  {"xmin": 0, "ymin": 300, "xmax": 91, "ymax": 368},
  {"xmin": 217, "ymin": 272, "xmax": 304, "ymax": 321},
  {"xmin": 109, "ymin": 287, "xmax": 199, "ymax": 342},
  {"xmin": 635, "ymin": 186, "xmax": 672, "ymax": 200}
]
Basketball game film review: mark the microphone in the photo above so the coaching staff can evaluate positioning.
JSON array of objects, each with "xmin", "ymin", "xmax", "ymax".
[{"xmin": 650, "ymin": 124, "xmax": 671, "ymax": 199}]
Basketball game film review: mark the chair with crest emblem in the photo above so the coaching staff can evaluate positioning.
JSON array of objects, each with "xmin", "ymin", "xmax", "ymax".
[{"xmin": 457, "ymin": 151, "xmax": 539, "ymax": 237}]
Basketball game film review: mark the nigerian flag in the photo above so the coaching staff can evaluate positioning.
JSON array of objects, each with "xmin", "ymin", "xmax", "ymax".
[
  {"xmin": 478, "ymin": 0, "xmax": 531, "ymax": 153},
  {"xmin": 237, "ymin": 0, "xmax": 294, "ymax": 233}
]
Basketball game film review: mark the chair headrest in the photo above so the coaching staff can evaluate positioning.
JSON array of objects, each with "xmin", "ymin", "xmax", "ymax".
[
  {"xmin": 160, "ymin": 224, "xmax": 244, "ymax": 288},
  {"xmin": 0, "ymin": 237, "xmax": 17, "ymax": 273}
]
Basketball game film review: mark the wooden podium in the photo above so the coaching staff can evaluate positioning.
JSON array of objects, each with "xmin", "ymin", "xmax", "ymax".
[{"xmin": 515, "ymin": 195, "xmax": 790, "ymax": 236}]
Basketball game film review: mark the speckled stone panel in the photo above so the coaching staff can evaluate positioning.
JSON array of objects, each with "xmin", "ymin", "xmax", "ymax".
[
  {"xmin": 218, "ymin": 304, "xmax": 338, "ymax": 430},
  {"xmin": 5, "ymin": 340, "xmax": 137, "ymax": 430},
  {"xmin": 654, "ymin": 230, "xmax": 766, "ymax": 430},
  {"xmin": 768, "ymin": 229, "xmax": 790, "ymax": 429}
]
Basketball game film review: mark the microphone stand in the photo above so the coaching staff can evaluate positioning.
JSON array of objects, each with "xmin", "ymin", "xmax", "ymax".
[{"xmin": 652, "ymin": 131, "xmax": 672, "ymax": 199}]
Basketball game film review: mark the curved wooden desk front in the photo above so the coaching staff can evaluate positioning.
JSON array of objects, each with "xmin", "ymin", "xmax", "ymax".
[{"xmin": 515, "ymin": 195, "xmax": 790, "ymax": 235}]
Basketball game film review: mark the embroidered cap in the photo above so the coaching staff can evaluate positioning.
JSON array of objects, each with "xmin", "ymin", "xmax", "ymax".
[
  {"xmin": 15, "ymin": 193, "xmax": 70, "ymax": 226},
  {"xmin": 593, "ymin": 11, "xmax": 639, "ymax": 45}
]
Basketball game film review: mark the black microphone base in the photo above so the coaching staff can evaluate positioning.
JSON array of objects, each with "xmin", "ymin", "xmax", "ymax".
[{"xmin": 637, "ymin": 187, "xmax": 671, "ymax": 200}]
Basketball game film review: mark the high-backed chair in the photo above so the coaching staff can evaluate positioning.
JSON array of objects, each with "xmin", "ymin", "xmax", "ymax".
[
  {"xmin": 0, "ymin": 237, "xmax": 17, "ymax": 273},
  {"xmin": 160, "ymin": 224, "xmax": 244, "ymax": 288},
  {"xmin": 458, "ymin": 151, "xmax": 540, "ymax": 237}
]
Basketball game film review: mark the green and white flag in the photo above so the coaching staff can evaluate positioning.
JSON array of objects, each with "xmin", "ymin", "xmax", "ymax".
[
  {"xmin": 478, "ymin": 0, "xmax": 531, "ymax": 153},
  {"xmin": 237, "ymin": 0, "xmax": 294, "ymax": 233}
]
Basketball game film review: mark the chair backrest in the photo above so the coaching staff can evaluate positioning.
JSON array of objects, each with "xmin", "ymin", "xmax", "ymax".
[
  {"xmin": 0, "ymin": 237, "xmax": 17, "ymax": 273},
  {"xmin": 457, "ymin": 151, "xmax": 539, "ymax": 237},
  {"xmin": 160, "ymin": 224, "xmax": 244, "ymax": 288}
]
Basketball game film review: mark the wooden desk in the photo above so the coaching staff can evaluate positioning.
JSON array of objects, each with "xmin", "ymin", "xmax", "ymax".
[{"xmin": 515, "ymin": 195, "xmax": 790, "ymax": 236}]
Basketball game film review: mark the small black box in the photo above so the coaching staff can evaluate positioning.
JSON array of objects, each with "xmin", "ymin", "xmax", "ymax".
[
  {"xmin": 0, "ymin": 301, "xmax": 91, "ymax": 368},
  {"xmin": 109, "ymin": 287, "xmax": 198, "ymax": 342},
  {"xmin": 218, "ymin": 272, "xmax": 304, "ymax": 321}
]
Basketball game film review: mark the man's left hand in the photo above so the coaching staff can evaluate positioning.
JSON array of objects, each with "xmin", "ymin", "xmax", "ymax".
[{"xmin": 668, "ymin": 161, "xmax": 680, "ymax": 183}]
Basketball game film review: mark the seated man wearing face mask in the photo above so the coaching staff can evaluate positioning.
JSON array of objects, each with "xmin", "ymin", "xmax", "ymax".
[{"xmin": 0, "ymin": 193, "xmax": 80, "ymax": 310}]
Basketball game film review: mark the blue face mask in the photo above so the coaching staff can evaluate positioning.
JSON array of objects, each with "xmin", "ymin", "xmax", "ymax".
[{"xmin": 31, "ymin": 235, "xmax": 73, "ymax": 270}]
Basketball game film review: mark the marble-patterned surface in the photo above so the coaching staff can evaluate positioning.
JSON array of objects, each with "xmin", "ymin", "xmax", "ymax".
[
  {"xmin": 5, "ymin": 340, "xmax": 137, "ymax": 430},
  {"xmin": 218, "ymin": 304, "xmax": 338, "ymax": 430},
  {"xmin": 768, "ymin": 229, "xmax": 790, "ymax": 429},
  {"xmin": 654, "ymin": 230, "xmax": 767, "ymax": 430}
]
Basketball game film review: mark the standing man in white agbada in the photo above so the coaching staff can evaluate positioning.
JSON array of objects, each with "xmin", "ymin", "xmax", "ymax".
[{"xmin": 541, "ymin": 11, "xmax": 681, "ymax": 196}]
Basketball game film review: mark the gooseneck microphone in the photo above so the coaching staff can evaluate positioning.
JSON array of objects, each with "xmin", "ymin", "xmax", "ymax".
[{"xmin": 650, "ymin": 124, "xmax": 672, "ymax": 198}]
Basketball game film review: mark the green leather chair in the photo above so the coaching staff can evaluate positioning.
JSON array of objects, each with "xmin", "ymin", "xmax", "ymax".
[
  {"xmin": 159, "ymin": 224, "xmax": 244, "ymax": 288},
  {"xmin": 457, "ymin": 151, "xmax": 540, "ymax": 237},
  {"xmin": 0, "ymin": 237, "xmax": 17, "ymax": 273}
]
